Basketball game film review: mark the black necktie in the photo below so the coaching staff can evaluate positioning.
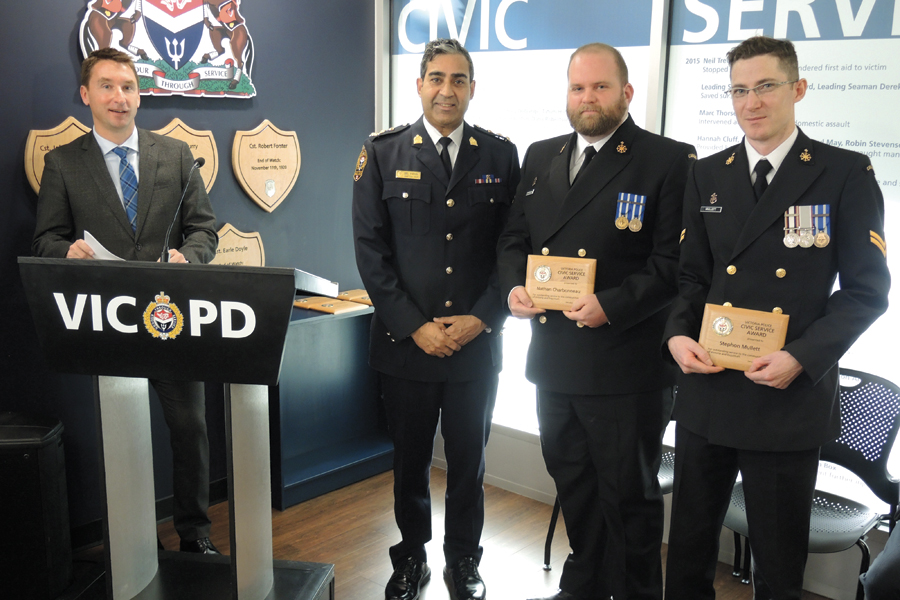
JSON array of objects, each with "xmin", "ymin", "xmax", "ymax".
[
  {"xmin": 753, "ymin": 159, "xmax": 772, "ymax": 200},
  {"xmin": 573, "ymin": 146, "xmax": 597, "ymax": 185},
  {"xmin": 439, "ymin": 137, "xmax": 453, "ymax": 178}
]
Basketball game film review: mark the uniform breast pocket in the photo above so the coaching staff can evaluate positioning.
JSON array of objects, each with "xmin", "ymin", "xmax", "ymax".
[
  {"xmin": 384, "ymin": 181, "xmax": 432, "ymax": 235},
  {"xmin": 467, "ymin": 185, "xmax": 510, "ymax": 209}
]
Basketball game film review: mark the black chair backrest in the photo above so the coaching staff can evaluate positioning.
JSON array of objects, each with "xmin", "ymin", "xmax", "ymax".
[{"xmin": 820, "ymin": 368, "xmax": 900, "ymax": 507}]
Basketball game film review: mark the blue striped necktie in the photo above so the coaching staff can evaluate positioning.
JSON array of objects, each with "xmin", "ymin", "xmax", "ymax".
[{"xmin": 112, "ymin": 147, "xmax": 138, "ymax": 231}]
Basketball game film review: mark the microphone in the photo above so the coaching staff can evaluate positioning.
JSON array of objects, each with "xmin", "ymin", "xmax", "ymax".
[{"xmin": 161, "ymin": 157, "xmax": 205, "ymax": 263}]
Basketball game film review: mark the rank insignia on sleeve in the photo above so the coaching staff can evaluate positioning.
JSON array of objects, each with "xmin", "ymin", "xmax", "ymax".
[
  {"xmin": 680, "ymin": 229, "xmax": 686, "ymax": 243},
  {"xmin": 800, "ymin": 149, "xmax": 812, "ymax": 162},
  {"xmin": 870, "ymin": 231, "xmax": 887, "ymax": 258},
  {"xmin": 725, "ymin": 152, "xmax": 735, "ymax": 165},
  {"xmin": 710, "ymin": 193, "xmax": 718, "ymax": 204},
  {"xmin": 616, "ymin": 142, "xmax": 628, "ymax": 154},
  {"xmin": 353, "ymin": 146, "xmax": 367, "ymax": 182},
  {"xmin": 469, "ymin": 137, "xmax": 478, "ymax": 146},
  {"xmin": 413, "ymin": 134, "xmax": 423, "ymax": 145}
]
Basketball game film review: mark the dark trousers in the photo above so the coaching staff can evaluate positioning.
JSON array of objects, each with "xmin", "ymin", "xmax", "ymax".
[
  {"xmin": 381, "ymin": 374, "xmax": 498, "ymax": 568},
  {"xmin": 861, "ymin": 524, "xmax": 900, "ymax": 600},
  {"xmin": 150, "ymin": 379, "xmax": 211, "ymax": 542},
  {"xmin": 537, "ymin": 387, "xmax": 673, "ymax": 600},
  {"xmin": 665, "ymin": 424, "xmax": 819, "ymax": 600}
]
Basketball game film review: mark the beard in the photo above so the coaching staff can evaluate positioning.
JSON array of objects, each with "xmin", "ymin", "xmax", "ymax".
[{"xmin": 567, "ymin": 93, "xmax": 628, "ymax": 138}]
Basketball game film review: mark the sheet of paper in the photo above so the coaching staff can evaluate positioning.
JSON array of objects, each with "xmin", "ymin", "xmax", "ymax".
[{"xmin": 84, "ymin": 231, "xmax": 125, "ymax": 261}]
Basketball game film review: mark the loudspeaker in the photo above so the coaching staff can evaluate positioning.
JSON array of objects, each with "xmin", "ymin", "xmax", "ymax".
[{"xmin": 0, "ymin": 412, "xmax": 73, "ymax": 599}]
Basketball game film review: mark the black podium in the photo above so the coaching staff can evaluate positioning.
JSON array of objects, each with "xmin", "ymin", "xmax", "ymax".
[{"xmin": 19, "ymin": 257, "xmax": 337, "ymax": 600}]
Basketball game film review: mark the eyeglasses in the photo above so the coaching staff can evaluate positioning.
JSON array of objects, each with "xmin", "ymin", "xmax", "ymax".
[{"xmin": 726, "ymin": 80, "xmax": 799, "ymax": 99}]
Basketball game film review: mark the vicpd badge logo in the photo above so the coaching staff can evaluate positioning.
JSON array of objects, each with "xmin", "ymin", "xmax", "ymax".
[
  {"xmin": 143, "ymin": 291, "xmax": 184, "ymax": 339},
  {"xmin": 79, "ymin": 0, "xmax": 256, "ymax": 98}
]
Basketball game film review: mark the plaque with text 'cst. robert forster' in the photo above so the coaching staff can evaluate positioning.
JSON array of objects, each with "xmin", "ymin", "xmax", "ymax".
[
  {"xmin": 698, "ymin": 304, "xmax": 790, "ymax": 371},
  {"xmin": 525, "ymin": 255, "xmax": 597, "ymax": 311},
  {"xmin": 232, "ymin": 120, "xmax": 300, "ymax": 213}
]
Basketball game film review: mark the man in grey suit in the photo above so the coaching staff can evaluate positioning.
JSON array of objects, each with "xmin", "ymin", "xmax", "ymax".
[{"xmin": 32, "ymin": 48, "xmax": 219, "ymax": 554}]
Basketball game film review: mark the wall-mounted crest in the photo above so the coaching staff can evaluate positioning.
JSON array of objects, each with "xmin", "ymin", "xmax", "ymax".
[{"xmin": 79, "ymin": 0, "xmax": 256, "ymax": 98}]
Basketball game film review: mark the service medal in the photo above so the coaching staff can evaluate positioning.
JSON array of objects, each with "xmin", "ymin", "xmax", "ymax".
[
  {"xmin": 784, "ymin": 232, "xmax": 799, "ymax": 248},
  {"xmin": 814, "ymin": 231, "xmax": 831, "ymax": 248},
  {"xmin": 799, "ymin": 230, "xmax": 815, "ymax": 248},
  {"xmin": 628, "ymin": 218, "xmax": 642, "ymax": 232},
  {"xmin": 615, "ymin": 215, "xmax": 629, "ymax": 230}
]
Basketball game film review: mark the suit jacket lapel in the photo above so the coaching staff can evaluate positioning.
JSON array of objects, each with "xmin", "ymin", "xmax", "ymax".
[
  {"xmin": 411, "ymin": 118, "xmax": 450, "ymax": 188},
  {"xmin": 449, "ymin": 124, "xmax": 479, "ymax": 191},
  {"xmin": 81, "ymin": 132, "xmax": 134, "ymax": 237},
  {"xmin": 712, "ymin": 144, "xmax": 755, "ymax": 240},
  {"xmin": 530, "ymin": 134, "xmax": 574, "ymax": 246},
  {"xmin": 136, "ymin": 129, "xmax": 157, "ymax": 238},
  {"xmin": 730, "ymin": 131, "xmax": 822, "ymax": 258},
  {"xmin": 548, "ymin": 117, "xmax": 636, "ymax": 240}
]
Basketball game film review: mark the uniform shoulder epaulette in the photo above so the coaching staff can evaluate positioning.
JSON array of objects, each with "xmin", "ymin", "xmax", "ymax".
[
  {"xmin": 369, "ymin": 123, "xmax": 410, "ymax": 140},
  {"xmin": 472, "ymin": 124, "xmax": 512, "ymax": 143}
]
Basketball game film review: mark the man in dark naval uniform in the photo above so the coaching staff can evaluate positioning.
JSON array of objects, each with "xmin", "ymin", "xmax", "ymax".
[
  {"xmin": 352, "ymin": 38, "xmax": 520, "ymax": 600},
  {"xmin": 496, "ymin": 43, "xmax": 695, "ymax": 600},
  {"xmin": 664, "ymin": 36, "xmax": 890, "ymax": 600}
]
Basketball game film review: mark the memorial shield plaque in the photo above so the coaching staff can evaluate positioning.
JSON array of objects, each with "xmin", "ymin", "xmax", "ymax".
[
  {"xmin": 24, "ymin": 116, "xmax": 91, "ymax": 194},
  {"xmin": 210, "ymin": 223, "xmax": 265, "ymax": 267},
  {"xmin": 152, "ymin": 118, "xmax": 219, "ymax": 192},
  {"xmin": 232, "ymin": 120, "xmax": 301, "ymax": 213}
]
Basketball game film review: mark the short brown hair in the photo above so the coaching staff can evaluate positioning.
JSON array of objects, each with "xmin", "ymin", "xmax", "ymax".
[
  {"xmin": 568, "ymin": 43, "xmax": 629, "ymax": 85},
  {"xmin": 726, "ymin": 36, "xmax": 799, "ymax": 80},
  {"xmin": 81, "ymin": 48, "xmax": 140, "ymax": 88}
]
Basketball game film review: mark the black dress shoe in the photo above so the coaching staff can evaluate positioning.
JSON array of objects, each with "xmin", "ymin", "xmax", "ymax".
[
  {"xmin": 385, "ymin": 556, "xmax": 430, "ymax": 600},
  {"xmin": 444, "ymin": 556, "xmax": 485, "ymax": 600},
  {"xmin": 526, "ymin": 592, "xmax": 582, "ymax": 600},
  {"xmin": 179, "ymin": 537, "xmax": 220, "ymax": 554}
]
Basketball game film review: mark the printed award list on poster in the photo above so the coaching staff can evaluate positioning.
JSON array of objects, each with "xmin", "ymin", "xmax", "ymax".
[{"xmin": 665, "ymin": 39, "xmax": 900, "ymax": 191}]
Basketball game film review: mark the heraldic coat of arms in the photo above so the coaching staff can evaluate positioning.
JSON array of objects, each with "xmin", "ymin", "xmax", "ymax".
[{"xmin": 79, "ymin": 0, "xmax": 256, "ymax": 97}]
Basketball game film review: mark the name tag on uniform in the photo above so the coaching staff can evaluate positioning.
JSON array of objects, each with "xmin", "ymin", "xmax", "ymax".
[
  {"xmin": 700, "ymin": 206, "xmax": 722, "ymax": 213},
  {"xmin": 396, "ymin": 170, "xmax": 421, "ymax": 180}
]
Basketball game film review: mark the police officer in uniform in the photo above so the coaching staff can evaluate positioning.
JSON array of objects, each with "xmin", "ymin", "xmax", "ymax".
[
  {"xmin": 352, "ymin": 38, "xmax": 520, "ymax": 600},
  {"xmin": 496, "ymin": 43, "xmax": 695, "ymax": 600},
  {"xmin": 664, "ymin": 36, "xmax": 890, "ymax": 600}
]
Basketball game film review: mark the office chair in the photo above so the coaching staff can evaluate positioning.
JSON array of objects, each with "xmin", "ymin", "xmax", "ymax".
[{"xmin": 724, "ymin": 368, "xmax": 900, "ymax": 600}]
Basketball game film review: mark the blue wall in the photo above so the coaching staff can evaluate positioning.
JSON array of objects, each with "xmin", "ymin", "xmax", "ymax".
[{"xmin": 0, "ymin": 1, "xmax": 374, "ymax": 536}]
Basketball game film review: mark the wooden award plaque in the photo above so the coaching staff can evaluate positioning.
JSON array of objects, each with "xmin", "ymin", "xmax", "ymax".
[
  {"xmin": 152, "ymin": 118, "xmax": 219, "ymax": 193},
  {"xmin": 337, "ymin": 289, "xmax": 373, "ymax": 306},
  {"xmin": 232, "ymin": 120, "xmax": 301, "ymax": 213},
  {"xmin": 698, "ymin": 304, "xmax": 790, "ymax": 371},
  {"xmin": 525, "ymin": 255, "xmax": 597, "ymax": 311},
  {"xmin": 209, "ymin": 223, "xmax": 265, "ymax": 267},
  {"xmin": 24, "ymin": 116, "xmax": 91, "ymax": 194},
  {"xmin": 294, "ymin": 297, "xmax": 368, "ymax": 315}
]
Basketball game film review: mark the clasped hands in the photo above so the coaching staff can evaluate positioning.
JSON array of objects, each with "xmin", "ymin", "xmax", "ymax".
[{"xmin": 411, "ymin": 315, "xmax": 486, "ymax": 357}]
